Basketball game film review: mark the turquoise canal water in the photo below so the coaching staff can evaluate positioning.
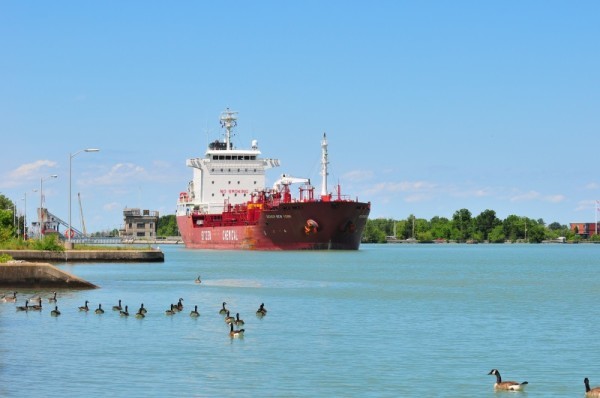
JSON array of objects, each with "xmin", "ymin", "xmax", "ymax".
[{"xmin": 1, "ymin": 244, "xmax": 600, "ymax": 397}]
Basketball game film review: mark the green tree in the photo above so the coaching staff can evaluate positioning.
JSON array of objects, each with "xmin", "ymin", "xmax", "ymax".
[
  {"xmin": 157, "ymin": 215, "xmax": 179, "ymax": 237},
  {"xmin": 503, "ymin": 215, "xmax": 524, "ymax": 241},
  {"xmin": 474, "ymin": 209, "xmax": 501, "ymax": 241},
  {"xmin": 488, "ymin": 225, "xmax": 506, "ymax": 243},
  {"xmin": 362, "ymin": 219, "xmax": 387, "ymax": 243},
  {"xmin": 452, "ymin": 209, "xmax": 472, "ymax": 242},
  {"xmin": 430, "ymin": 216, "xmax": 451, "ymax": 240}
]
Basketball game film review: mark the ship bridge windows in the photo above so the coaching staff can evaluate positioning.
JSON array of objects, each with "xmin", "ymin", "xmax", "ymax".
[{"xmin": 211, "ymin": 155, "xmax": 256, "ymax": 161}]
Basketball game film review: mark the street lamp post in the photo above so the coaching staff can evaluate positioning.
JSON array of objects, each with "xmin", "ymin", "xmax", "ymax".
[
  {"xmin": 69, "ymin": 148, "xmax": 100, "ymax": 244},
  {"xmin": 22, "ymin": 193, "xmax": 27, "ymax": 240},
  {"xmin": 39, "ymin": 175, "xmax": 58, "ymax": 238}
]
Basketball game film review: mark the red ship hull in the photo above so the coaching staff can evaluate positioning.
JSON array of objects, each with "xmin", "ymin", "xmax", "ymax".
[{"xmin": 177, "ymin": 200, "xmax": 370, "ymax": 250}]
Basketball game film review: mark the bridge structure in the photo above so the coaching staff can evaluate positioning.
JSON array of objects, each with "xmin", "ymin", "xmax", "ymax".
[{"xmin": 32, "ymin": 208, "xmax": 123, "ymax": 244}]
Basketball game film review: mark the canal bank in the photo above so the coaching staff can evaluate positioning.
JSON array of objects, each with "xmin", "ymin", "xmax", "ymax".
[
  {"xmin": 0, "ymin": 249, "xmax": 164, "ymax": 263},
  {"xmin": 0, "ymin": 262, "xmax": 97, "ymax": 289}
]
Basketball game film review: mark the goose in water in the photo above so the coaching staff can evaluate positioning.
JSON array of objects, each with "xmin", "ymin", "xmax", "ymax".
[
  {"xmin": 112, "ymin": 299, "xmax": 122, "ymax": 311},
  {"xmin": 48, "ymin": 291, "xmax": 57, "ymax": 303},
  {"xmin": 585, "ymin": 378, "xmax": 600, "ymax": 397},
  {"xmin": 195, "ymin": 275, "xmax": 201, "ymax": 284},
  {"xmin": 95, "ymin": 304, "xmax": 104, "ymax": 314},
  {"xmin": 234, "ymin": 313, "xmax": 244, "ymax": 326},
  {"xmin": 78, "ymin": 300, "xmax": 89, "ymax": 312},
  {"xmin": 2, "ymin": 291, "xmax": 17, "ymax": 303},
  {"xmin": 16, "ymin": 300, "xmax": 29, "ymax": 311},
  {"xmin": 175, "ymin": 298, "xmax": 184, "ymax": 311},
  {"xmin": 225, "ymin": 310, "xmax": 235, "ymax": 324},
  {"xmin": 165, "ymin": 304, "xmax": 176, "ymax": 315},
  {"xmin": 219, "ymin": 302, "xmax": 228, "ymax": 315},
  {"xmin": 190, "ymin": 305, "xmax": 200, "ymax": 317},
  {"xmin": 487, "ymin": 369, "xmax": 528, "ymax": 391},
  {"xmin": 120, "ymin": 305, "xmax": 129, "ymax": 317},
  {"xmin": 256, "ymin": 303, "xmax": 267, "ymax": 317},
  {"xmin": 30, "ymin": 298, "xmax": 43, "ymax": 311},
  {"xmin": 50, "ymin": 306, "xmax": 61, "ymax": 316},
  {"xmin": 139, "ymin": 303, "xmax": 147, "ymax": 315},
  {"xmin": 135, "ymin": 308, "xmax": 145, "ymax": 318},
  {"xmin": 229, "ymin": 322, "xmax": 244, "ymax": 338}
]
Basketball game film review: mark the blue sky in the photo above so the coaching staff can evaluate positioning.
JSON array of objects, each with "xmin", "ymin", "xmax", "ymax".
[{"xmin": 1, "ymin": 1, "xmax": 599, "ymax": 233}]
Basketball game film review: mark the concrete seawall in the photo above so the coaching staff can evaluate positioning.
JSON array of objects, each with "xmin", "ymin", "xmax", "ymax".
[
  {"xmin": 0, "ymin": 249, "xmax": 164, "ymax": 263},
  {"xmin": 0, "ymin": 262, "xmax": 97, "ymax": 289}
]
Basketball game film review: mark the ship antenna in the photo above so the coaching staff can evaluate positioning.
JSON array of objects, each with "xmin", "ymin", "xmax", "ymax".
[
  {"xmin": 219, "ymin": 108, "xmax": 238, "ymax": 150},
  {"xmin": 320, "ymin": 132, "xmax": 329, "ymax": 199}
]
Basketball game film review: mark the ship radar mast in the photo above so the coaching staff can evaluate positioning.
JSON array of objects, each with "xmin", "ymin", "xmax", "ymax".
[
  {"xmin": 219, "ymin": 108, "xmax": 238, "ymax": 150},
  {"xmin": 320, "ymin": 133, "xmax": 329, "ymax": 199}
]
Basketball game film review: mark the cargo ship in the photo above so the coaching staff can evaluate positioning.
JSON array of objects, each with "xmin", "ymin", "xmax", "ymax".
[{"xmin": 175, "ymin": 109, "xmax": 370, "ymax": 250}]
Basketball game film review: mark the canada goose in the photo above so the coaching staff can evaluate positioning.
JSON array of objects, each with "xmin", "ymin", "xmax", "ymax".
[
  {"xmin": 234, "ymin": 313, "xmax": 244, "ymax": 326},
  {"xmin": 48, "ymin": 292, "xmax": 57, "ymax": 303},
  {"xmin": 120, "ymin": 305, "xmax": 129, "ymax": 317},
  {"xmin": 585, "ymin": 378, "xmax": 600, "ymax": 397},
  {"xmin": 139, "ymin": 303, "xmax": 147, "ymax": 314},
  {"xmin": 488, "ymin": 369, "xmax": 528, "ymax": 391},
  {"xmin": 112, "ymin": 299, "xmax": 122, "ymax": 311},
  {"xmin": 256, "ymin": 303, "xmax": 267, "ymax": 316},
  {"xmin": 229, "ymin": 322, "xmax": 244, "ymax": 338},
  {"xmin": 2, "ymin": 291, "xmax": 17, "ymax": 303},
  {"xmin": 135, "ymin": 308, "xmax": 145, "ymax": 318},
  {"xmin": 30, "ymin": 298, "xmax": 43, "ymax": 311},
  {"xmin": 165, "ymin": 304, "xmax": 176, "ymax": 315},
  {"xmin": 78, "ymin": 300, "xmax": 89, "ymax": 312},
  {"xmin": 16, "ymin": 300, "xmax": 29, "ymax": 311},
  {"xmin": 195, "ymin": 275, "xmax": 201, "ymax": 284},
  {"xmin": 95, "ymin": 304, "xmax": 104, "ymax": 314},
  {"xmin": 190, "ymin": 305, "xmax": 200, "ymax": 317},
  {"xmin": 50, "ymin": 306, "xmax": 61, "ymax": 316},
  {"xmin": 225, "ymin": 310, "xmax": 235, "ymax": 324},
  {"xmin": 219, "ymin": 302, "xmax": 228, "ymax": 315},
  {"xmin": 176, "ymin": 298, "xmax": 184, "ymax": 311}
]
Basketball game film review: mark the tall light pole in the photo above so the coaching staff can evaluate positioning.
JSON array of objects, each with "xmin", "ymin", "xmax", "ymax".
[
  {"xmin": 39, "ymin": 174, "xmax": 58, "ymax": 238},
  {"xmin": 21, "ymin": 193, "xmax": 26, "ymax": 239},
  {"xmin": 69, "ymin": 148, "xmax": 100, "ymax": 243}
]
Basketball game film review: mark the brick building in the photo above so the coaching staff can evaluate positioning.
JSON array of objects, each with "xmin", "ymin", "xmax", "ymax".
[{"xmin": 570, "ymin": 222, "xmax": 599, "ymax": 238}]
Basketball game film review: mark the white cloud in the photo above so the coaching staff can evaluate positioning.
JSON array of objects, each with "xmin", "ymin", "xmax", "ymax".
[
  {"xmin": 544, "ymin": 194, "xmax": 565, "ymax": 203},
  {"xmin": 510, "ymin": 190, "xmax": 540, "ymax": 202},
  {"xmin": 585, "ymin": 182, "xmax": 600, "ymax": 190},
  {"xmin": 9, "ymin": 160, "xmax": 58, "ymax": 180},
  {"xmin": 343, "ymin": 170, "xmax": 373, "ymax": 182},
  {"xmin": 88, "ymin": 163, "xmax": 147, "ymax": 186}
]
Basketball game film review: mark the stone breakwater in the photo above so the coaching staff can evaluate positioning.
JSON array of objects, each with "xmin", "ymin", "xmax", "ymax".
[
  {"xmin": 0, "ymin": 262, "xmax": 97, "ymax": 289},
  {"xmin": 0, "ymin": 249, "xmax": 164, "ymax": 263}
]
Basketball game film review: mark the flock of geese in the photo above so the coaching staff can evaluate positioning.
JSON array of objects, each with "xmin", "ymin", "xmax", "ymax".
[
  {"xmin": 2, "ymin": 290, "xmax": 267, "ymax": 339},
  {"xmin": 4, "ymin": 287, "xmax": 598, "ymax": 394}
]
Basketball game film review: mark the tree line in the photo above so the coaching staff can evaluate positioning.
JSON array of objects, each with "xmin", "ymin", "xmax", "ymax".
[{"xmin": 362, "ymin": 208, "xmax": 591, "ymax": 244}]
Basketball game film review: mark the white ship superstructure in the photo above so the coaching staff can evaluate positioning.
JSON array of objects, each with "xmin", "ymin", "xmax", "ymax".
[{"xmin": 177, "ymin": 109, "xmax": 280, "ymax": 215}]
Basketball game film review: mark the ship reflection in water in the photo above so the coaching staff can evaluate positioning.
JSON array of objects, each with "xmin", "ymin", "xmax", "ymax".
[{"xmin": 176, "ymin": 109, "xmax": 370, "ymax": 250}]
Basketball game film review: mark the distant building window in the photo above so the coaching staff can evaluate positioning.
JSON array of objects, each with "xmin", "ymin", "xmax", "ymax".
[
  {"xmin": 136, "ymin": 232, "xmax": 145, "ymax": 237},
  {"xmin": 129, "ymin": 223, "xmax": 132, "ymax": 228},
  {"xmin": 137, "ymin": 223, "xmax": 145, "ymax": 228}
]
